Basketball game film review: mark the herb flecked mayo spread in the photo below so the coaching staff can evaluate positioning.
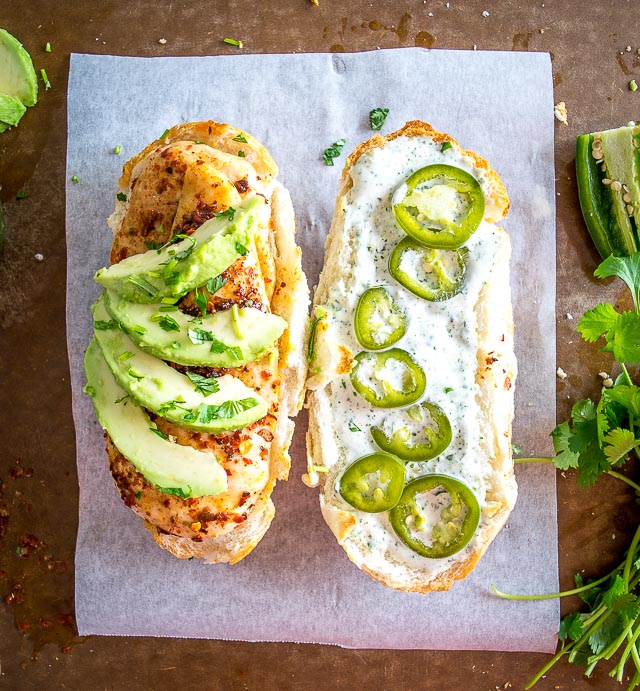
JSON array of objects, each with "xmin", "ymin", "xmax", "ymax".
[{"xmin": 307, "ymin": 130, "xmax": 516, "ymax": 587}]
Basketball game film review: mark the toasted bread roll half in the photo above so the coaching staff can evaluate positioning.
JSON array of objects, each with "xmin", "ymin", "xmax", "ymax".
[
  {"xmin": 86, "ymin": 121, "xmax": 309, "ymax": 563},
  {"xmin": 305, "ymin": 121, "xmax": 517, "ymax": 592}
]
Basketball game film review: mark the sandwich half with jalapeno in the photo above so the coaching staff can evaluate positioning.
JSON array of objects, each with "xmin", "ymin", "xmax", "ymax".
[
  {"xmin": 84, "ymin": 122, "xmax": 309, "ymax": 563},
  {"xmin": 305, "ymin": 121, "xmax": 517, "ymax": 592}
]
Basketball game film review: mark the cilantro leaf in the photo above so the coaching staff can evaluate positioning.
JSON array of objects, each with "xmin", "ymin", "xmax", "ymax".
[
  {"xmin": 594, "ymin": 253, "xmax": 640, "ymax": 311},
  {"xmin": 116, "ymin": 191, "xmax": 127, "ymax": 202},
  {"xmin": 232, "ymin": 133, "xmax": 248, "ymax": 143},
  {"xmin": 157, "ymin": 486, "xmax": 191, "ymax": 499},
  {"xmin": 603, "ymin": 427, "xmax": 638, "ymax": 465},
  {"xmin": 589, "ymin": 612, "xmax": 625, "ymax": 655},
  {"xmin": 601, "ymin": 311, "xmax": 640, "ymax": 364},
  {"xmin": 207, "ymin": 275, "xmax": 227, "ymax": 294},
  {"xmin": 193, "ymin": 398, "xmax": 258, "ymax": 423},
  {"xmin": 323, "ymin": 138, "xmax": 346, "ymax": 166},
  {"xmin": 214, "ymin": 207, "xmax": 236, "ymax": 222},
  {"xmin": 188, "ymin": 327, "xmax": 213, "ymax": 345},
  {"xmin": 604, "ymin": 385, "xmax": 640, "ymax": 417},
  {"xmin": 186, "ymin": 372, "xmax": 220, "ymax": 396},
  {"xmin": 551, "ymin": 421, "xmax": 580, "ymax": 470},
  {"xmin": 577, "ymin": 303, "xmax": 620, "ymax": 342},
  {"xmin": 369, "ymin": 107, "xmax": 389, "ymax": 131},
  {"xmin": 150, "ymin": 313, "xmax": 180, "ymax": 332},
  {"xmin": 194, "ymin": 289, "xmax": 207, "ymax": 317},
  {"xmin": 149, "ymin": 427, "xmax": 169, "ymax": 440},
  {"xmin": 558, "ymin": 612, "xmax": 583, "ymax": 642}
]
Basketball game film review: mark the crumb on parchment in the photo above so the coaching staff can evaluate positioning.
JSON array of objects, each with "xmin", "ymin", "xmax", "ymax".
[
  {"xmin": 556, "ymin": 367, "xmax": 568, "ymax": 380},
  {"xmin": 554, "ymin": 101, "xmax": 568, "ymax": 125}
]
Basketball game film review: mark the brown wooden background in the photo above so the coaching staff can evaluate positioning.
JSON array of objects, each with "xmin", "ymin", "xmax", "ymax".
[{"xmin": 1, "ymin": 1, "xmax": 639, "ymax": 688}]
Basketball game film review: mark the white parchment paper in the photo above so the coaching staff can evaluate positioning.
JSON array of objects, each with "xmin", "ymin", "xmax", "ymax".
[{"xmin": 66, "ymin": 49, "xmax": 559, "ymax": 651}]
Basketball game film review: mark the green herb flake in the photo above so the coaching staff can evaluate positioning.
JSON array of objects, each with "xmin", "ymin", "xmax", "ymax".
[
  {"xmin": 116, "ymin": 191, "xmax": 127, "ymax": 202},
  {"xmin": 150, "ymin": 313, "xmax": 181, "ymax": 332},
  {"xmin": 160, "ymin": 128, "xmax": 170, "ymax": 140},
  {"xmin": 188, "ymin": 327, "xmax": 214, "ymax": 345},
  {"xmin": 114, "ymin": 145, "xmax": 122, "ymax": 155},
  {"xmin": 149, "ymin": 427, "xmax": 169, "ymax": 440},
  {"xmin": 214, "ymin": 207, "xmax": 236, "ymax": 222},
  {"xmin": 348, "ymin": 421, "xmax": 361, "ymax": 432},
  {"xmin": 511, "ymin": 443, "xmax": 522, "ymax": 456},
  {"xmin": 194, "ymin": 398, "xmax": 258, "ymax": 423},
  {"xmin": 630, "ymin": 80, "xmax": 638, "ymax": 92},
  {"xmin": 322, "ymin": 138, "xmax": 346, "ymax": 166},
  {"xmin": 135, "ymin": 491, "xmax": 142, "ymax": 500},
  {"xmin": 16, "ymin": 191, "xmax": 28, "ymax": 200},
  {"xmin": 40, "ymin": 68, "xmax": 51, "ymax": 90},
  {"xmin": 128, "ymin": 369, "xmax": 145, "ymax": 381},
  {"xmin": 441, "ymin": 142, "xmax": 453, "ymax": 152},
  {"xmin": 194, "ymin": 289, "xmax": 207, "ymax": 317},
  {"xmin": 157, "ymin": 485, "xmax": 191, "ymax": 499},
  {"xmin": 45, "ymin": 42, "xmax": 52, "ymax": 53},
  {"xmin": 235, "ymin": 241, "xmax": 248, "ymax": 256},
  {"xmin": 207, "ymin": 275, "xmax": 227, "ymax": 294},
  {"xmin": 186, "ymin": 372, "xmax": 220, "ymax": 396},
  {"xmin": 118, "ymin": 351, "xmax": 135, "ymax": 361},
  {"xmin": 443, "ymin": 386, "xmax": 453, "ymax": 393},
  {"xmin": 94, "ymin": 319, "xmax": 117, "ymax": 330},
  {"xmin": 223, "ymin": 37, "xmax": 243, "ymax": 48},
  {"xmin": 83, "ymin": 384, "xmax": 96, "ymax": 397},
  {"xmin": 232, "ymin": 133, "xmax": 248, "ymax": 143},
  {"xmin": 369, "ymin": 107, "xmax": 389, "ymax": 131},
  {"xmin": 237, "ymin": 150, "xmax": 246, "ymax": 157},
  {"xmin": 72, "ymin": 175, "xmax": 79, "ymax": 184}
]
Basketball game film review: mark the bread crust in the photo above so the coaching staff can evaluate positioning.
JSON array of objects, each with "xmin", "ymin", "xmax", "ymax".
[
  {"xmin": 306, "ymin": 121, "xmax": 517, "ymax": 592},
  {"xmin": 103, "ymin": 121, "xmax": 309, "ymax": 563}
]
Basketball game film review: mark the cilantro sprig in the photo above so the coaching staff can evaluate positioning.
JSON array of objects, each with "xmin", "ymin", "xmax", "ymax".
[
  {"xmin": 322, "ymin": 138, "xmax": 346, "ymax": 166},
  {"xmin": 493, "ymin": 253, "xmax": 640, "ymax": 689}
]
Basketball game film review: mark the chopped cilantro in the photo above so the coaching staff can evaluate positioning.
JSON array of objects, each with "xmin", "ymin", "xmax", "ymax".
[
  {"xmin": 118, "ymin": 351, "xmax": 135, "ymax": 361},
  {"xmin": 114, "ymin": 145, "xmax": 121, "ymax": 155},
  {"xmin": 232, "ymin": 133, "xmax": 248, "ymax": 143},
  {"xmin": 160, "ymin": 128, "xmax": 170, "ymax": 140},
  {"xmin": 206, "ymin": 275, "xmax": 227, "ymax": 294},
  {"xmin": 322, "ymin": 138, "xmax": 346, "ymax": 166},
  {"xmin": 117, "ymin": 191, "xmax": 127, "ymax": 202},
  {"xmin": 188, "ymin": 327, "xmax": 213, "ymax": 345},
  {"xmin": 186, "ymin": 372, "xmax": 220, "ymax": 396},
  {"xmin": 194, "ymin": 289, "xmax": 207, "ymax": 317},
  {"xmin": 214, "ymin": 207, "xmax": 236, "ymax": 222},
  {"xmin": 441, "ymin": 142, "xmax": 453, "ymax": 152},
  {"xmin": 237, "ymin": 150, "xmax": 246, "ymax": 157},
  {"xmin": 188, "ymin": 398, "xmax": 258, "ymax": 423},
  {"xmin": 157, "ymin": 485, "xmax": 191, "ymax": 498},
  {"xmin": 348, "ymin": 421, "xmax": 361, "ymax": 432},
  {"xmin": 235, "ymin": 241, "xmax": 248, "ymax": 256},
  {"xmin": 150, "ymin": 313, "xmax": 180, "ymax": 332},
  {"xmin": 40, "ymin": 68, "xmax": 51, "ymax": 90},
  {"xmin": 71, "ymin": 175, "xmax": 79, "ymax": 184},
  {"xmin": 369, "ymin": 107, "xmax": 389, "ymax": 131},
  {"xmin": 223, "ymin": 37, "xmax": 243, "ymax": 47},
  {"xmin": 149, "ymin": 427, "xmax": 169, "ymax": 440},
  {"xmin": 94, "ymin": 319, "xmax": 117, "ymax": 330},
  {"xmin": 15, "ymin": 191, "xmax": 28, "ymax": 200},
  {"xmin": 45, "ymin": 42, "xmax": 52, "ymax": 53}
]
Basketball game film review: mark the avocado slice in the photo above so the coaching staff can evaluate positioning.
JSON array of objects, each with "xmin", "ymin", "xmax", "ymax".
[
  {"xmin": 84, "ymin": 338, "xmax": 227, "ymax": 498},
  {"xmin": 104, "ymin": 289, "xmax": 287, "ymax": 367},
  {"xmin": 95, "ymin": 196, "xmax": 266, "ymax": 303},
  {"xmin": 0, "ymin": 93, "xmax": 26, "ymax": 127},
  {"xmin": 0, "ymin": 29, "xmax": 38, "ymax": 107},
  {"xmin": 92, "ymin": 297, "xmax": 269, "ymax": 432},
  {"xmin": 599, "ymin": 124, "xmax": 640, "ymax": 234}
]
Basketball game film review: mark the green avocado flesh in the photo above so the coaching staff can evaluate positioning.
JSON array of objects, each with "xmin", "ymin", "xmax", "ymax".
[
  {"xmin": 83, "ymin": 338, "xmax": 227, "ymax": 498},
  {"xmin": 94, "ymin": 196, "xmax": 265, "ymax": 302},
  {"xmin": 0, "ymin": 93, "xmax": 26, "ymax": 127},
  {"xmin": 92, "ymin": 298, "xmax": 268, "ymax": 432},
  {"xmin": 104, "ymin": 290, "xmax": 286, "ymax": 367},
  {"xmin": 0, "ymin": 29, "xmax": 38, "ymax": 107}
]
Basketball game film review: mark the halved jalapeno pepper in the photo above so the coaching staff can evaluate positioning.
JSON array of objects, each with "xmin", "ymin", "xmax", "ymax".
[
  {"xmin": 354, "ymin": 286, "xmax": 407, "ymax": 351},
  {"xmin": 389, "ymin": 474, "xmax": 480, "ymax": 559},
  {"xmin": 350, "ymin": 348, "xmax": 426, "ymax": 408},
  {"xmin": 392, "ymin": 164, "xmax": 485, "ymax": 249},
  {"xmin": 371, "ymin": 401, "xmax": 452, "ymax": 461},
  {"xmin": 389, "ymin": 237, "xmax": 467, "ymax": 302},
  {"xmin": 338, "ymin": 452, "xmax": 405, "ymax": 513}
]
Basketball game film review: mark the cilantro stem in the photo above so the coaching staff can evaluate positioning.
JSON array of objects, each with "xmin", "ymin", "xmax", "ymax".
[
  {"xmin": 623, "ymin": 521, "xmax": 640, "ymax": 587},
  {"xmin": 516, "ymin": 457, "xmax": 640, "ymax": 493},
  {"xmin": 491, "ymin": 570, "xmax": 614, "ymax": 601},
  {"xmin": 622, "ymin": 362, "xmax": 634, "ymax": 386},
  {"xmin": 524, "ymin": 646, "xmax": 569, "ymax": 689}
]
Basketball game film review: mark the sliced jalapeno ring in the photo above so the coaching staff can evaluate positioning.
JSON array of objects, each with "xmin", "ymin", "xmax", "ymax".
[
  {"xmin": 338, "ymin": 452, "xmax": 406, "ymax": 513},
  {"xmin": 389, "ymin": 474, "xmax": 480, "ymax": 559},
  {"xmin": 389, "ymin": 237, "xmax": 467, "ymax": 302},
  {"xmin": 354, "ymin": 286, "xmax": 407, "ymax": 351},
  {"xmin": 371, "ymin": 401, "xmax": 452, "ymax": 461},
  {"xmin": 393, "ymin": 164, "xmax": 485, "ymax": 249},
  {"xmin": 350, "ymin": 348, "xmax": 426, "ymax": 408}
]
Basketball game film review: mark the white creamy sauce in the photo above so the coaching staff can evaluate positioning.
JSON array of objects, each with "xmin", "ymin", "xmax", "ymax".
[{"xmin": 323, "ymin": 136, "xmax": 502, "ymax": 578}]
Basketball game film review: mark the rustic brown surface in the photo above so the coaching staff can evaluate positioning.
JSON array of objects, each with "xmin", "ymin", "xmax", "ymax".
[{"xmin": 1, "ymin": 0, "xmax": 639, "ymax": 688}]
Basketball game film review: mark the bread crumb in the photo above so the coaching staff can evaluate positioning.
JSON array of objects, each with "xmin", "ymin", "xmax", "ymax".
[
  {"xmin": 566, "ymin": 312, "xmax": 573, "ymax": 319},
  {"xmin": 482, "ymin": 10, "xmax": 490, "ymax": 17},
  {"xmin": 158, "ymin": 38, "xmax": 167, "ymax": 44},
  {"xmin": 34, "ymin": 253, "xmax": 44, "ymax": 261},
  {"xmin": 310, "ymin": 0, "xmax": 319, "ymax": 5},
  {"xmin": 554, "ymin": 101, "xmax": 568, "ymax": 125},
  {"xmin": 626, "ymin": 45, "xmax": 632, "ymax": 52},
  {"xmin": 556, "ymin": 367, "xmax": 568, "ymax": 380}
]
